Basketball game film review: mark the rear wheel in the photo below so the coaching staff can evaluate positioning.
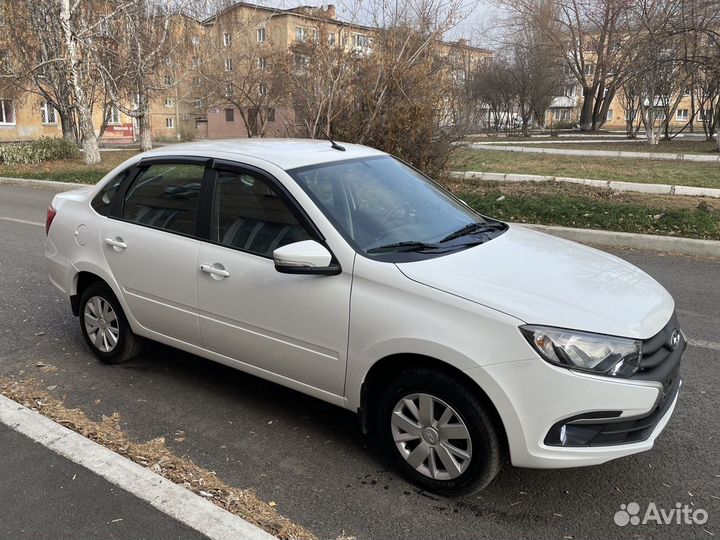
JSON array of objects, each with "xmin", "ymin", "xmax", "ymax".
[
  {"xmin": 376, "ymin": 368, "xmax": 502, "ymax": 496},
  {"xmin": 79, "ymin": 282, "xmax": 142, "ymax": 364}
]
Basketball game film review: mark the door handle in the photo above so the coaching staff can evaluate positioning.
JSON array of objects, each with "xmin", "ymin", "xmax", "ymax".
[
  {"xmin": 200, "ymin": 264, "xmax": 230, "ymax": 278},
  {"xmin": 104, "ymin": 237, "xmax": 127, "ymax": 250}
]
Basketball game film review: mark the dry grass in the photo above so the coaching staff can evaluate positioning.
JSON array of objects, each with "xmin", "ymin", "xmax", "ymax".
[
  {"xmin": 451, "ymin": 148, "xmax": 720, "ymax": 189},
  {"xmin": 0, "ymin": 377, "xmax": 316, "ymax": 540},
  {"xmin": 443, "ymin": 178, "xmax": 720, "ymax": 240},
  {"xmin": 0, "ymin": 150, "xmax": 140, "ymax": 184}
]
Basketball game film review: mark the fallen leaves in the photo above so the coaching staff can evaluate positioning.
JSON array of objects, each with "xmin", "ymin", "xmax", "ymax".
[{"xmin": 0, "ymin": 377, "xmax": 315, "ymax": 540}]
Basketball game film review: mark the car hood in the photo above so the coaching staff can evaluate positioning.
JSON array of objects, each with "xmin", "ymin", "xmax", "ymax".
[{"xmin": 396, "ymin": 225, "xmax": 674, "ymax": 339}]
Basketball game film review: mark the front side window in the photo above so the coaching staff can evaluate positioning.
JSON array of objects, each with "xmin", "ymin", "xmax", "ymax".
[
  {"xmin": 290, "ymin": 156, "xmax": 505, "ymax": 260},
  {"xmin": 122, "ymin": 163, "xmax": 204, "ymax": 236},
  {"xmin": 212, "ymin": 170, "xmax": 311, "ymax": 257}
]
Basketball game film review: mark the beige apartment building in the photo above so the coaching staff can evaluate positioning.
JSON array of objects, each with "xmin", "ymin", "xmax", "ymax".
[{"xmin": 0, "ymin": 2, "xmax": 489, "ymax": 144}]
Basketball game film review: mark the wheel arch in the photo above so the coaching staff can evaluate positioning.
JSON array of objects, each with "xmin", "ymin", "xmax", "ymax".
[{"xmin": 358, "ymin": 353, "xmax": 509, "ymax": 458}]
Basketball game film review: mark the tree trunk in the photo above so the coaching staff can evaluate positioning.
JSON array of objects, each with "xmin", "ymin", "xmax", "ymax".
[
  {"xmin": 579, "ymin": 88, "xmax": 594, "ymax": 131},
  {"xmin": 78, "ymin": 109, "xmax": 100, "ymax": 163},
  {"xmin": 139, "ymin": 113, "xmax": 152, "ymax": 152},
  {"xmin": 60, "ymin": 0, "xmax": 100, "ymax": 165},
  {"xmin": 58, "ymin": 109, "xmax": 76, "ymax": 143}
]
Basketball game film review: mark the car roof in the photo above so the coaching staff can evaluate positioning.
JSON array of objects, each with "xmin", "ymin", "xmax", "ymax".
[{"xmin": 141, "ymin": 138, "xmax": 387, "ymax": 170}]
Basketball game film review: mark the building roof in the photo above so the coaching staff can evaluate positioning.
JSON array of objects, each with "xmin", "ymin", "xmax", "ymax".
[{"xmin": 142, "ymin": 138, "xmax": 386, "ymax": 170}]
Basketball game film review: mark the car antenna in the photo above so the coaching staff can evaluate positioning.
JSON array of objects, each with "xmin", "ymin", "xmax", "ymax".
[{"xmin": 318, "ymin": 128, "xmax": 345, "ymax": 151}]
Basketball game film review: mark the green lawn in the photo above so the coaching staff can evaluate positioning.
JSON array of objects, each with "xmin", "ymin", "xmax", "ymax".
[
  {"xmin": 447, "ymin": 180, "xmax": 720, "ymax": 241},
  {"xmin": 515, "ymin": 139, "xmax": 719, "ymax": 154},
  {"xmin": 451, "ymin": 148, "xmax": 720, "ymax": 189},
  {"xmin": 0, "ymin": 150, "xmax": 139, "ymax": 184}
]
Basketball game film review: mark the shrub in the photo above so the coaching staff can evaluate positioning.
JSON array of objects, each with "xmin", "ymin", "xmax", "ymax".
[{"xmin": 0, "ymin": 137, "xmax": 78, "ymax": 165}]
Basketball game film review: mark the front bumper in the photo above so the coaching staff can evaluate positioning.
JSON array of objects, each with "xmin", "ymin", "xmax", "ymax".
[{"xmin": 463, "ymin": 317, "xmax": 683, "ymax": 469}]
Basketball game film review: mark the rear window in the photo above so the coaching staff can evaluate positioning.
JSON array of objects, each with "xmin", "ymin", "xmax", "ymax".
[
  {"xmin": 91, "ymin": 170, "xmax": 129, "ymax": 216},
  {"xmin": 122, "ymin": 163, "xmax": 204, "ymax": 236}
]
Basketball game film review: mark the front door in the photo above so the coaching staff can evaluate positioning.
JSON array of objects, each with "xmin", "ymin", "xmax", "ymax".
[
  {"xmin": 102, "ymin": 162, "xmax": 205, "ymax": 346},
  {"xmin": 196, "ymin": 167, "xmax": 351, "ymax": 396}
]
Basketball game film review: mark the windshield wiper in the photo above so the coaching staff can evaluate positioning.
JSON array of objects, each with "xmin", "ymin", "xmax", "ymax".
[
  {"xmin": 366, "ymin": 241, "xmax": 440, "ymax": 254},
  {"xmin": 440, "ymin": 222, "xmax": 506, "ymax": 243}
]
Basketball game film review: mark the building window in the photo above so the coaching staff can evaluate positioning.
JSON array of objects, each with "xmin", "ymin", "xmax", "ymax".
[
  {"xmin": 164, "ymin": 97, "xmax": 174, "ymax": 108},
  {"xmin": 224, "ymin": 58, "xmax": 233, "ymax": 71},
  {"xmin": 225, "ymin": 108, "xmax": 234, "ymax": 122},
  {"xmin": 584, "ymin": 63, "xmax": 595, "ymax": 76},
  {"xmin": 191, "ymin": 36, "xmax": 200, "ymax": 48},
  {"xmin": 193, "ymin": 76, "xmax": 201, "ymax": 87},
  {"xmin": 353, "ymin": 33, "xmax": 370, "ymax": 48},
  {"xmin": 163, "ymin": 74, "xmax": 172, "ymax": 86},
  {"xmin": 192, "ymin": 56, "xmax": 199, "ymax": 68},
  {"xmin": 606, "ymin": 109, "xmax": 613, "ymax": 121},
  {"xmin": 294, "ymin": 54, "xmax": 309, "ymax": 70},
  {"xmin": 259, "ymin": 83, "xmax": 268, "ymax": 96},
  {"xmin": 555, "ymin": 108, "xmax": 570, "ymax": 121},
  {"xmin": 165, "ymin": 117, "xmax": 174, "ymax": 129},
  {"xmin": 295, "ymin": 27, "xmax": 307, "ymax": 42},
  {"xmin": 676, "ymin": 109, "xmax": 688, "ymax": 121},
  {"xmin": 194, "ymin": 98, "xmax": 203, "ymax": 109},
  {"xmin": 257, "ymin": 57, "xmax": 267, "ymax": 70},
  {"xmin": 40, "ymin": 101, "xmax": 57, "ymax": 124},
  {"xmin": 108, "ymin": 105, "xmax": 120, "ymax": 125},
  {"xmin": 328, "ymin": 32, "xmax": 336, "ymax": 46},
  {"xmin": 625, "ymin": 110, "xmax": 636, "ymax": 121},
  {"xmin": 225, "ymin": 84, "xmax": 234, "ymax": 97},
  {"xmin": 267, "ymin": 107, "xmax": 275, "ymax": 122},
  {"xmin": 256, "ymin": 27, "xmax": 265, "ymax": 43},
  {"xmin": 223, "ymin": 32, "xmax": 232, "ymax": 46},
  {"xmin": 563, "ymin": 84, "xmax": 575, "ymax": 97}
]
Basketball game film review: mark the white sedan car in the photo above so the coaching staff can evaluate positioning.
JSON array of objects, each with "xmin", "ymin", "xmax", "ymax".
[{"xmin": 46, "ymin": 139, "xmax": 683, "ymax": 495}]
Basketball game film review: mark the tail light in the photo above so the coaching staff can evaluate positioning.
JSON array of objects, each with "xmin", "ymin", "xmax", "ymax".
[{"xmin": 46, "ymin": 205, "xmax": 57, "ymax": 235}]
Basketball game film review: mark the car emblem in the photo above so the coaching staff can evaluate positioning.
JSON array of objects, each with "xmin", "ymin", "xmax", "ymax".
[{"xmin": 669, "ymin": 329, "xmax": 681, "ymax": 351}]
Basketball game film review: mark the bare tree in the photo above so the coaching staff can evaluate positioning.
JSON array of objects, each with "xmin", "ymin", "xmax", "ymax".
[
  {"xmin": 501, "ymin": 0, "xmax": 643, "ymax": 131},
  {"xmin": 284, "ymin": 24, "xmax": 356, "ymax": 139},
  {"xmin": 96, "ymin": 2, "xmax": 198, "ymax": 151},
  {"xmin": 199, "ymin": 5, "xmax": 288, "ymax": 138},
  {"xmin": 470, "ymin": 58, "xmax": 516, "ymax": 133}
]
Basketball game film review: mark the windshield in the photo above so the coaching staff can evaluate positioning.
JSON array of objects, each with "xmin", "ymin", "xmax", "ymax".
[{"xmin": 289, "ymin": 156, "xmax": 506, "ymax": 260}]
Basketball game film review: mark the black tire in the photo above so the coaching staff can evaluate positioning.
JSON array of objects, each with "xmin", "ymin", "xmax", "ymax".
[
  {"xmin": 79, "ymin": 282, "xmax": 142, "ymax": 364},
  {"xmin": 375, "ymin": 368, "xmax": 502, "ymax": 496}
]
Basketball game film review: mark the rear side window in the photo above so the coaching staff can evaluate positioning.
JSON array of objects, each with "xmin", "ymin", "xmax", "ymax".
[
  {"xmin": 122, "ymin": 163, "xmax": 204, "ymax": 236},
  {"xmin": 91, "ymin": 170, "xmax": 129, "ymax": 216},
  {"xmin": 212, "ymin": 170, "xmax": 311, "ymax": 257}
]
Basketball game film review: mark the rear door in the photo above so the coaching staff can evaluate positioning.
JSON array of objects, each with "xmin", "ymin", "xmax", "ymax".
[
  {"xmin": 196, "ymin": 165, "xmax": 352, "ymax": 397},
  {"xmin": 101, "ymin": 159, "xmax": 209, "ymax": 346}
]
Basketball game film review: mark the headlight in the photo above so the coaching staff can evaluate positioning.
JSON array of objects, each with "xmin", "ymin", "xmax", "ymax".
[{"xmin": 519, "ymin": 325, "xmax": 642, "ymax": 378}]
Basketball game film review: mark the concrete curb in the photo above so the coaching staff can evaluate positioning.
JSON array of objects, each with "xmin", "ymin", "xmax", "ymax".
[
  {"xmin": 0, "ymin": 176, "xmax": 91, "ymax": 192},
  {"xmin": 518, "ymin": 224, "xmax": 720, "ymax": 258},
  {"xmin": 470, "ymin": 143, "xmax": 720, "ymax": 162},
  {"xmin": 0, "ymin": 393, "xmax": 277, "ymax": 540},
  {"xmin": 450, "ymin": 170, "xmax": 720, "ymax": 198}
]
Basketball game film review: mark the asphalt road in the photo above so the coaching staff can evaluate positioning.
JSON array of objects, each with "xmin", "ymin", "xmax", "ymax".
[
  {"xmin": 1, "ymin": 184, "xmax": 719, "ymax": 540},
  {"xmin": 0, "ymin": 424, "xmax": 207, "ymax": 540}
]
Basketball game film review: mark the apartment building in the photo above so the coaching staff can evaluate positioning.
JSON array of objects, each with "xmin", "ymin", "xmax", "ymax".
[
  {"xmin": 0, "ymin": 2, "xmax": 489, "ymax": 144},
  {"xmin": 548, "ymin": 65, "xmax": 714, "ymax": 131}
]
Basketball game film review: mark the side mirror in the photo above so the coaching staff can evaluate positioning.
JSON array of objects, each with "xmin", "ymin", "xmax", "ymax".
[{"xmin": 273, "ymin": 240, "xmax": 341, "ymax": 276}]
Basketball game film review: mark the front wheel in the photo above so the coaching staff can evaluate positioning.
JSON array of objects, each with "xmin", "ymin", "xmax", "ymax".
[
  {"xmin": 376, "ymin": 368, "xmax": 502, "ymax": 496},
  {"xmin": 79, "ymin": 282, "xmax": 142, "ymax": 364}
]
